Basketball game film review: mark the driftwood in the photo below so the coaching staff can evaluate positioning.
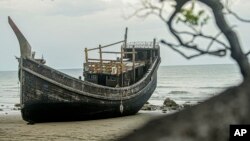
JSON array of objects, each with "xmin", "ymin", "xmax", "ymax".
[{"xmin": 119, "ymin": 79, "xmax": 250, "ymax": 141}]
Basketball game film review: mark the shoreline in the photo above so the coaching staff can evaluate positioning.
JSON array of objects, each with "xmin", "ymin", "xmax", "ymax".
[{"xmin": 0, "ymin": 111, "xmax": 164, "ymax": 141}]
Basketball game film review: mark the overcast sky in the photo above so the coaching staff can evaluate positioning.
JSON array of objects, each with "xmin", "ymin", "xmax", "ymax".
[{"xmin": 0, "ymin": 0, "xmax": 250, "ymax": 71}]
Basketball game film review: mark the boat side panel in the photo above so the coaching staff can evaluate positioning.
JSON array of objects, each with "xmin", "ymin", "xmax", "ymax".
[
  {"xmin": 22, "ymin": 57, "xmax": 160, "ymax": 99},
  {"xmin": 21, "ymin": 68, "xmax": 157, "ymax": 122}
]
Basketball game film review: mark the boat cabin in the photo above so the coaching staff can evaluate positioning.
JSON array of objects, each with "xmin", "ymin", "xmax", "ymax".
[{"xmin": 83, "ymin": 28, "xmax": 160, "ymax": 87}]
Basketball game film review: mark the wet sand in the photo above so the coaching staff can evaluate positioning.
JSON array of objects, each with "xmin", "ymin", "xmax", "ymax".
[{"xmin": 0, "ymin": 111, "xmax": 164, "ymax": 141}]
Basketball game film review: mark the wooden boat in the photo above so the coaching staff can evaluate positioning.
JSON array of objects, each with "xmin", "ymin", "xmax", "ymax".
[{"xmin": 8, "ymin": 16, "xmax": 161, "ymax": 122}]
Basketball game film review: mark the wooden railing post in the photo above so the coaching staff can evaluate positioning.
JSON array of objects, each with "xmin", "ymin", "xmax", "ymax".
[
  {"xmin": 124, "ymin": 27, "xmax": 128, "ymax": 58},
  {"xmin": 153, "ymin": 38, "xmax": 156, "ymax": 58},
  {"xmin": 121, "ymin": 46, "xmax": 124, "ymax": 87},
  {"xmin": 132, "ymin": 45, "xmax": 135, "ymax": 83},
  {"xmin": 99, "ymin": 45, "xmax": 103, "ymax": 72},
  {"xmin": 85, "ymin": 48, "xmax": 88, "ymax": 63}
]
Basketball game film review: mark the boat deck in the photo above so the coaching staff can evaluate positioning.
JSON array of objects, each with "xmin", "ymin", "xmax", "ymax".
[{"xmin": 84, "ymin": 61, "xmax": 145, "ymax": 75}]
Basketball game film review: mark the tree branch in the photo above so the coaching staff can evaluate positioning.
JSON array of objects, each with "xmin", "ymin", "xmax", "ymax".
[
  {"xmin": 125, "ymin": 0, "xmax": 168, "ymax": 22},
  {"xmin": 224, "ymin": 0, "xmax": 250, "ymax": 23},
  {"xmin": 176, "ymin": 30, "xmax": 230, "ymax": 50},
  {"xmin": 245, "ymin": 51, "xmax": 250, "ymax": 56},
  {"xmin": 130, "ymin": 0, "xmax": 250, "ymax": 79},
  {"xmin": 161, "ymin": 39, "xmax": 227, "ymax": 59}
]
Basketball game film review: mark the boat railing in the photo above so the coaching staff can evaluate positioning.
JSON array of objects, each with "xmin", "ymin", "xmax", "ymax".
[
  {"xmin": 124, "ymin": 41, "xmax": 160, "ymax": 49},
  {"xmin": 84, "ymin": 56, "xmax": 159, "ymax": 88},
  {"xmin": 78, "ymin": 56, "xmax": 159, "ymax": 95}
]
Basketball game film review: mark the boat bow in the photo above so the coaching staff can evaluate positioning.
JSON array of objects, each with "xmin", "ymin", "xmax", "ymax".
[{"xmin": 8, "ymin": 16, "xmax": 32, "ymax": 58}]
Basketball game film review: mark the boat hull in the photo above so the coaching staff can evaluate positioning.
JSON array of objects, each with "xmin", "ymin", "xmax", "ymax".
[
  {"xmin": 8, "ymin": 16, "xmax": 161, "ymax": 122},
  {"xmin": 20, "ymin": 58, "xmax": 159, "ymax": 122}
]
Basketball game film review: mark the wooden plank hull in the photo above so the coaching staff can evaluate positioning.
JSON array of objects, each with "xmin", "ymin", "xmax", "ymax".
[
  {"xmin": 20, "ymin": 58, "xmax": 160, "ymax": 122},
  {"xmin": 8, "ymin": 17, "xmax": 161, "ymax": 122}
]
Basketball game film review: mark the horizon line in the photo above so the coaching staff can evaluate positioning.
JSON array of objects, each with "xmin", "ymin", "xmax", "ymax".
[{"xmin": 0, "ymin": 63, "xmax": 236, "ymax": 72}]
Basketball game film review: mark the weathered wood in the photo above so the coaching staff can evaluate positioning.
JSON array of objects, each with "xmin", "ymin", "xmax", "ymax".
[
  {"xmin": 153, "ymin": 38, "xmax": 156, "ymax": 59},
  {"xmin": 87, "ymin": 58, "xmax": 133, "ymax": 62},
  {"xmin": 153, "ymin": 38, "xmax": 156, "ymax": 49},
  {"xmin": 9, "ymin": 16, "xmax": 162, "ymax": 122},
  {"xmin": 100, "ymin": 51, "xmax": 137, "ymax": 54},
  {"xmin": 124, "ymin": 27, "xmax": 128, "ymax": 49},
  {"xmin": 88, "ymin": 58, "xmax": 118, "ymax": 62},
  {"xmin": 132, "ymin": 45, "xmax": 135, "ymax": 83},
  {"xmin": 19, "ymin": 57, "xmax": 160, "ymax": 122},
  {"xmin": 99, "ymin": 45, "xmax": 103, "ymax": 72},
  {"xmin": 8, "ymin": 17, "xmax": 32, "ymax": 58},
  {"xmin": 22, "ymin": 57, "xmax": 160, "ymax": 98},
  {"xmin": 87, "ymin": 40, "xmax": 124, "ymax": 51},
  {"xmin": 84, "ymin": 48, "xmax": 88, "ymax": 63},
  {"xmin": 121, "ymin": 46, "xmax": 124, "ymax": 87},
  {"xmin": 124, "ymin": 27, "xmax": 128, "ymax": 58}
]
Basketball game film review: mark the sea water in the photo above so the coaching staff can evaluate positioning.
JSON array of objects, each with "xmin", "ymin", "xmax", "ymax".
[
  {"xmin": 0, "ymin": 64, "xmax": 242, "ymax": 113},
  {"xmin": 151, "ymin": 64, "xmax": 242, "ymax": 105}
]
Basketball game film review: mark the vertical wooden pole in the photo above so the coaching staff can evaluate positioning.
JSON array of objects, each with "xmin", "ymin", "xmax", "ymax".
[
  {"xmin": 85, "ymin": 48, "xmax": 88, "ymax": 63},
  {"xmin": 121, "ymin": 46, "xmax": 124, "ymax": 87},
  {"xmin": 132, "ymin": 45, "xmax": 135, "ymax": 83},
  {"xmin": 150, "ymin": 50, "xmax": 153, "ymax": 64},
  {"xmin": 99, "ymin": 45, "xmax": 103, "ymax": 72},
  {"xmin": 124, "ymin": 27, "xmax": 128, "ymax": 58},
  {"xmin": 153, "ymin": 38, "xmax": 156, "ymax": 59}
]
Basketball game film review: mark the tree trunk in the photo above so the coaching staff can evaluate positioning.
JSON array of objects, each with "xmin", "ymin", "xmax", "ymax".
[
  {"xmin": 119, "ymin": 79, "xmax": 250, "ymax": 141},
  {"xmin": 200, "ymin": 0, "xmax": 250, "ymax": 79}
]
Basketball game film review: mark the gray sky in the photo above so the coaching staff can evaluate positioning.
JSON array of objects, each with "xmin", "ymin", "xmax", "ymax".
[{"xmin": 0, "ymin": 0, "xmax": 250, "ymax": 71}]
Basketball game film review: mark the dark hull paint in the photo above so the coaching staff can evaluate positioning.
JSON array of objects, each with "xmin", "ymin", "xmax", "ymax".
[
  {"xmin": 20, "ymin": 58, "xmax": 160, "ymax": 122},
  {"xmin": 8, "ymin": 16, "xmax": 161, "ymax": 122}
]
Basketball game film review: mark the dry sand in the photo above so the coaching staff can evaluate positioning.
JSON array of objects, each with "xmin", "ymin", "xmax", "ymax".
[{"xmin": 0, "ymin": 111, "xmax": 164, "ymax": 141}]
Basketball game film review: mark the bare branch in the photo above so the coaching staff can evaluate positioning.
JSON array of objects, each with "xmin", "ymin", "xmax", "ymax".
[
  {"xmin": 129, "ymin": 0, "xmax": 250, "ymax": 78},
  {"xmin": 125, "ymin": 0, "xmax": 168, "ymax": 22},
  {"xmin": 206, "ymin": 31, "xmax": 224, "ymax": 51},
  {"xmin": 206, "ymin": 25, "xmax": 236, "ymax": 51},
  {"xmin": 167, "ymin": 0, "xmax": 189, "ymax": 46},
  {"xmin": 161, "ymin": 40, "xmax": 205, "ymax": 59},
  {"xmin": 245, "ymin": 51, "xmax": 250, "ymax": 56},
  {"xmin": 186, "ymin": 23, "xmax": 199, "ymax": 34},
  {"xmin": 224, "ymin": 0, "xmax": 250, "ymax": 23},
  {"xmin": 162, "ymin": 0, "xmax": 228, "ymax": 59},
  {"xmin": 161, "ymin": 39, "xmax": 227, "ymax": 58},
  {"xmin": 227, "ymin": 11, "xmax": 250, "ymax": 22},
  {"xmin": 176, "ymin": 30, "xmax": 230, "ymax": 50},
  {"xmin": 199, "ymin": 0, "xmax": 250, "ymax": 79}
]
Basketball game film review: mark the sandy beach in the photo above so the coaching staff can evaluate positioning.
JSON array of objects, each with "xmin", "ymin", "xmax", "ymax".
[{"xmin": 0, "ymin": 111, "xmax": 164, "ymax": 141}]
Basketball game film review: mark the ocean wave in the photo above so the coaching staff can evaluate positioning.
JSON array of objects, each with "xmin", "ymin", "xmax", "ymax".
[
  {"xmin": 198, "ymin": 86, "xmax": 225, "ymax": 89},
  {"xmin": 0, "ymin": 85, "xmax": 19, "ymax": 88},
  {"xmin": 168, "ymin": 91, "xmax": 190, "ymax": 94},
  {"xmin": 3, "ymin": 89, "xmax": 18, "ymax": 92},
  {"xmin": 157, "ymin": 86, "xmax": 226, "ymax": 89},
  {"xmin": 157, "ymin": 86, "xmax": 180, "ymax": 89}
]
